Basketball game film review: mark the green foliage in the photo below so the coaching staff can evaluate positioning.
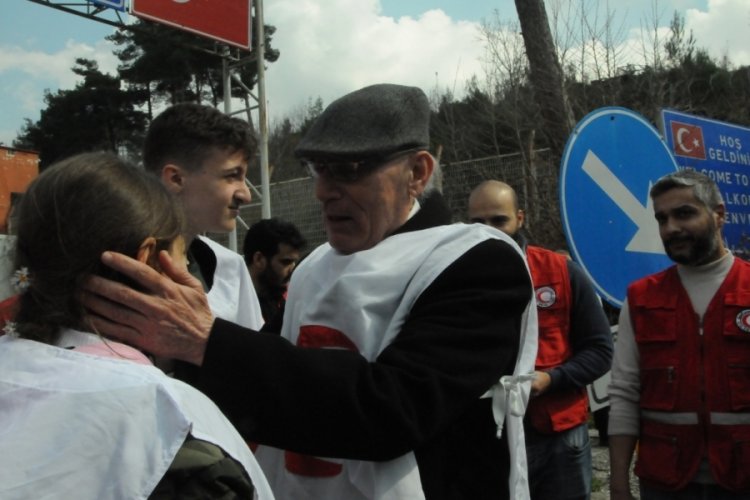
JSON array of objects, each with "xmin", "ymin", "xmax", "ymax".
[
  {"xmin": 664, "ymin": 12, "xmax": 696, "ymax": 68},
  {"xmin": 15, "ymin": 19, "xmax": 279, "ymax": 170},
  {"xmin": 108, "ymin": 19, "xmax": 279, "ymax": 112},
  {"xmin": 108, "ymin": 22, "xmax": 207, "ymax": 106},
  {"xmin": 13, "ymin": 59, "xmax": 148, "ymax": 169},
  {"xmin": 427, "ymin": 43, "xmax": 750, "ymax": 166},
  {"xmin": 430, "ymin": 77, "xmax": 540, "ymax": 163},
  {"xmin": 259, "ymin": 97, "xmax": 325, "ymax": 185}
]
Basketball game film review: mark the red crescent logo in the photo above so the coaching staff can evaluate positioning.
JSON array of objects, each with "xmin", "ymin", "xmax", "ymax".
[
  {"xmin": 736, "ymin": 310, "xmax": 750, "ymax": 333},
  {"xmin": 535, "ymin": 286, "xmax": 556, "ymax": 308}
]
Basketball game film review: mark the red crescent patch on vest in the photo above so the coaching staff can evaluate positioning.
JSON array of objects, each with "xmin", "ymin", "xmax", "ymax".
[
  {"xmin": 297, "ymin": 325, "xmax": 358, "ymax": 351},
  {"xmin": 535, "ymin": 286, "xmax": 557, "ymax": 308},
  {"xmin": 736, "ymin": 310, "xmax": 750, "ymax": 333}
]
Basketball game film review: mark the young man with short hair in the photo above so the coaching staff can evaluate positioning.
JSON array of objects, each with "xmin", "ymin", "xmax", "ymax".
[{"xmin": 143, "ymin": 103, "xmax": 263, "ymax": 330}]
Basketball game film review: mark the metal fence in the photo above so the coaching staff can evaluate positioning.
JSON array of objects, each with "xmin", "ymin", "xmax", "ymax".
[{"xmin": 209, "ymin": 149, "xmax": 558, "ymax": 254}]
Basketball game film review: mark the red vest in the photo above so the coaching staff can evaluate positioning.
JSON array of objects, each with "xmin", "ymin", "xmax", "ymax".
[
  {"xmin": 628, "ymin": 257, "xmax": 750, "ymax": 492},
  {"xmin": 524, "ymin": 246, "xmax": 589, "ymax": 433}
]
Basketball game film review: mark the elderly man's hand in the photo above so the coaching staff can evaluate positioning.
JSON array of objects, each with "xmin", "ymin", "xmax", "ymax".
[{"xmin": 81, "ymin": 250, "xmax": 214, "ymax": 366}]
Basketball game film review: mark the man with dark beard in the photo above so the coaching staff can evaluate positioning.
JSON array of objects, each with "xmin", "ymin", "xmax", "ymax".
[
  {"xmin": 468, "ymin": 180, "xmax": 612, "ymax": 500},
  {"xmin": 609, "ymin": 169, "xmax": 750, "ymax": 499},
  {"xmin": 243, "ymin": 218, "xmax": 306, "ymax": 328}
]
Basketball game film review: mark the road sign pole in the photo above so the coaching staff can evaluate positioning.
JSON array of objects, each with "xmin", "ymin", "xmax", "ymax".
[{"xmin": 256, "ymin": 0, "xmax": 271, "ymax": 220}]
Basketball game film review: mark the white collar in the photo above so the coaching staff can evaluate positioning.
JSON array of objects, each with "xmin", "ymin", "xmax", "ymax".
[{"xmin": 406, "ymin": 198, "xmax": 421, "ymax": 221}]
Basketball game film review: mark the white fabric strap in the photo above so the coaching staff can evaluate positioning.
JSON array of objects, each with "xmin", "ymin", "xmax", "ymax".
[
  {"xmin": 476, "ymin": 245, "xmax": 537, "ymax": 500},
  {"xmin": 487, "ymin": 251, "xmax": 538, "ymax": 500},
  {"xmin": 488, "ymin": 373, "xmax": 537, "ymax": 438}
]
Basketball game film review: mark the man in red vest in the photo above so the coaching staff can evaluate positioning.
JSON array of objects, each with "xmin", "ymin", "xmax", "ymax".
[
  {"xmin": 468, "ymin": 180, "xmax": 613, "ymax": 500},
  {"xmin": 609, "ymin": 169, "xmax": 750, "ymax": 500}
]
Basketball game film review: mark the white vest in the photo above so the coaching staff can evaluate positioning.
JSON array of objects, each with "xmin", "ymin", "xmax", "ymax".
[
  {"xmin": 256, "ymin": 223, "xmax": 537, "ymax": 499},
  {"xmin": 199, "ymin": 235, "xmax": 264, "ymax": 330},
  {"xmin": 0, "ymin": 331, "xmax": 274, "ymax": 500}
]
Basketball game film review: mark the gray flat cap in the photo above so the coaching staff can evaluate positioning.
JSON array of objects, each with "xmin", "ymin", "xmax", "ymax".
[{"xmin": 295, "ymin": 83, "xmax": 430, "ymax": 159}]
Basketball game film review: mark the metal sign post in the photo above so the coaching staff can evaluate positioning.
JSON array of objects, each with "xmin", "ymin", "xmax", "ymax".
[{"xmin": 256, "ymin": 0, "xmax": 270, "ymax": 220}]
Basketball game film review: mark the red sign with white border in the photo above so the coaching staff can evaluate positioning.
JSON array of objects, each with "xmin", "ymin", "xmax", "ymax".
[{"xmin": 131, "ymin": 0, "xmax": 252, "ymax": 50}]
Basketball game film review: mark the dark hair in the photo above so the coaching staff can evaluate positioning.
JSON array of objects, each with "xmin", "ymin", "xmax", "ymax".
[
  {"xmin": 243, "ymin": 218, "xmax": 306, "ymax": 264},
  {"xmin": 650, "ymin": 169, "xmax": 723, "ymax": 209},
  {"xmin": 13, "ymin": 152, "xmax": 184, "ymax": 344},
  {"xmin": 143, "ymin": 103, "xmax": 256, "ymax": 174}
]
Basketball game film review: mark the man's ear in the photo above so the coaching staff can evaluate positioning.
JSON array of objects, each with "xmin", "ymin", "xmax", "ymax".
[
  {"xmin": 161, "ymin": 164, "xmax": 185, "ymax": 194},
  {"xmin": 408, "ymin": 151, "xmax": 435, "ymax": 198},
  {"xmin": 714, "ymin": 203, "xmax": 727, "ymax": 229},
  {"xmin": 136, "ymin": 237, "xmax": 158, "ymax": 268},
  {"xmin": 517, "ymin": 209, "xmax": 526, "ymax": 230},
  {"xmin": 251, "ymin": 251, "xmax": 267, "ymax": 271}
]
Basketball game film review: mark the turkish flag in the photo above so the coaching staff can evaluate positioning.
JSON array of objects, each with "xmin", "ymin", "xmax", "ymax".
[{"xmin": 671, "ymin": 121, "xmax": 706, "ymax": 160}]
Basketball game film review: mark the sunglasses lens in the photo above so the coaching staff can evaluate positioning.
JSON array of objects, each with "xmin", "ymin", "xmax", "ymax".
[
  {"xmin": 303, "ymin": 160, "xmax": 373, "ymax": 183},
  {"xmin": 331, "ymin": 163, "xmax": 366, "ymax": 182},
  {"xmin": 303, "ymin": 149, "xmax": 421, "ymax": 183}
]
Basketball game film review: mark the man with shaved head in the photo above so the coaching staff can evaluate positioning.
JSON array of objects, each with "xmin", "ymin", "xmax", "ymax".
[{"xmin": 469, "ymin": 179, "xmax": 613, "ymax": 500}]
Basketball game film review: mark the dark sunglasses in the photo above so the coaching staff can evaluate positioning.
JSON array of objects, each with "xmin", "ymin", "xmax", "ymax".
[{"xmin": 301, "ymin": 148, "xmax": 425, "ymax": 183}]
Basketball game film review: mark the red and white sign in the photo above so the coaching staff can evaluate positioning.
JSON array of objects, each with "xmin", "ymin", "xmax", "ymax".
[
  {"xmin": 670, "ymin": 121, "xmax": 706, "ymax": 160},
  {"xmin": 131, "ymin": 0, "xmax": 252, "ymax": 50}
]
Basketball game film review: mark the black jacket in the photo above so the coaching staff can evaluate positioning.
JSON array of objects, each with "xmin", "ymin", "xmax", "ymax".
[{"xmin": 191, "ymin": 193, "xmax": 532, "ymax": 499}]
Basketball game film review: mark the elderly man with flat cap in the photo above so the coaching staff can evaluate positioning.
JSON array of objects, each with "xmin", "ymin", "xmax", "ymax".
[{"xmin": 82, "ymin": 83, "xmax": 538, "ymax": 500}]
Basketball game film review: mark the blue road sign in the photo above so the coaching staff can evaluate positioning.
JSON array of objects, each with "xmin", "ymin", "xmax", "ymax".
[
  {"xmin": 90, "ymin": 0, "xmax": 126, "ymax": 11},
  {"xmin": 662, "ymin": 109, "xmax": 750, "ymax": 259},
  {"xmin": 560, "ymin": 107, "xmax": 679, "ymax": 307}
]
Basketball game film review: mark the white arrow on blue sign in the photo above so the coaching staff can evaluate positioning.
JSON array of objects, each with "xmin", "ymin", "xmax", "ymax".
[{"xmin": 560, "ymin": 107, "xmax": 678, "ymax": 307}]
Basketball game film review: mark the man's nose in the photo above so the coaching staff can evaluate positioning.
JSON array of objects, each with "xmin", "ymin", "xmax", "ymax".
[
  {"xmin": 662, "ymin": 216, "xmax": 683, "ymax": 235},
  {"xmin": 236, "ymin": 181, "xmax": 252, "ymax": 205},
  {"xmin": 314, "ymin": 174, "xmax": 343, "ymax": 202}
]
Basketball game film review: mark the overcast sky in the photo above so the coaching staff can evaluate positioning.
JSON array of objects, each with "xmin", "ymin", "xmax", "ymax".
[{"xmin": 1, "ymin": 0, "xmax": 749, "ymax": 145}]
